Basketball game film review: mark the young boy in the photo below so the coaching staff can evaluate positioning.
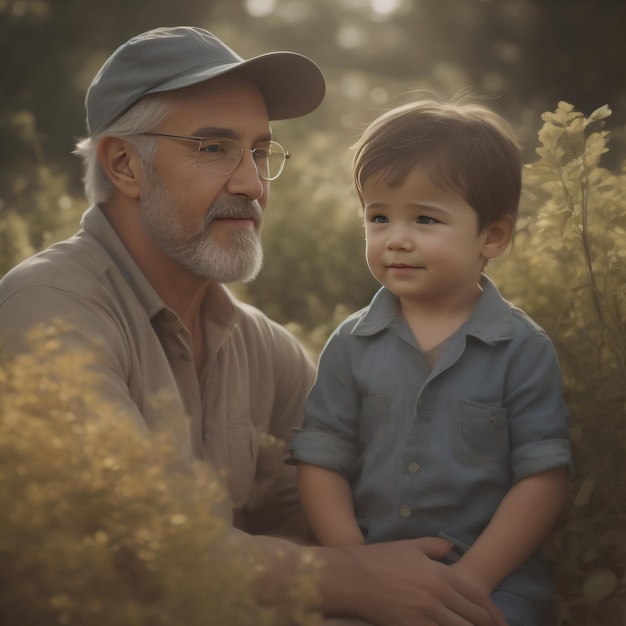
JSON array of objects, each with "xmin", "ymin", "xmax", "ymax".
[{"xmin": 288, "ymin": 97, "xmax": 572, "ymax": 625}]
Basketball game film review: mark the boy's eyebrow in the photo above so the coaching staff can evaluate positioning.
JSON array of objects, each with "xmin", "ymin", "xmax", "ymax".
[
  {"xmin": 411, "ymin": 203, "xmax": 450, "ymax": 215},
  {"xmin": 364, "ymin": 202, "xmax": 450, "ymax": 215}
]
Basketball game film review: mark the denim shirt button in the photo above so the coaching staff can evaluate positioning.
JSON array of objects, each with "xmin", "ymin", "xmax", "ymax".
[
  {"xmin": 408, "ymin": 462, "xmax": 420, "ymax": 473},
  {"xmin": 399, "ymin": 505, "xmax": 412, "ymax": 518}
]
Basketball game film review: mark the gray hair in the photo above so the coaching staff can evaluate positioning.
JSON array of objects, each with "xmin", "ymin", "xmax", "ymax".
[{"xmin": 74, "ymin": 95, "xmax": 169, "ymax": 205}]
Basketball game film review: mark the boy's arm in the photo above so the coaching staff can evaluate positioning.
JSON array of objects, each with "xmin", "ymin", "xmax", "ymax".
[
  {"xmin": 453, "ymin": 465, "xmax": 568, "ymax": 592},
  {"xmin": 297, "ymin": 462, "xmax": 365, "ymax": 546}
]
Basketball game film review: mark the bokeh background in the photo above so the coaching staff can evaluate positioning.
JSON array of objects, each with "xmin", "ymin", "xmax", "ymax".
[
  {"xmin": 1, "ymin": 1, "xmax": 625, "ymax": 625},
  {"xmin": 2, "ymin": 0, "xmax": 626, "ymax": 323}
]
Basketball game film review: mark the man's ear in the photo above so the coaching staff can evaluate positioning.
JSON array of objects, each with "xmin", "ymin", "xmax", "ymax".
[
  {"xmin": 97, "ymin": 136, "xmax": 143, "ymax": 200},
  {"xmin": 481, "ymin": 215, "xmax": 514, "ymax": 260}
]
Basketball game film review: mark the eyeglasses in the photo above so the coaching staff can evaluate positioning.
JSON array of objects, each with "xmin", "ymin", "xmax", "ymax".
[{"xmin": 137, "ymin": 132, "xmax": 290, "ymax": 181}]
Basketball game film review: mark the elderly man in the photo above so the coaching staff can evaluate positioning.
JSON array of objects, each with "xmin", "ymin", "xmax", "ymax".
[{"xmin": 0, "ymin": 26, "xmax": 505, "ymax": 626}]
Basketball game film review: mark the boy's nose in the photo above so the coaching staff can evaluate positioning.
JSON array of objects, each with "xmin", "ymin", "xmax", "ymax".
[{"xmin": 386, "ymin": 228, "xmax": 415, "ymax": 250}]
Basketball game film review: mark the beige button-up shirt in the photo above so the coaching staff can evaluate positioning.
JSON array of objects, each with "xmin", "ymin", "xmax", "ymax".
[{"xmin": 0, "ymin": 206, "xmax": 315, "ymax": 537}]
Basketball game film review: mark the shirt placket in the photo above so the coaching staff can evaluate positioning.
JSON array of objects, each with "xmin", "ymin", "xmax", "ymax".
[
  {"xmin": 156, "ymin": 310, "xmax": 204, "ymax": 460},
  {"xmin": 395, "ymin": 340, "xmax": 465, "ymax": 522},
  {"xmin": 397, "ymin": 385, "xmax": 432, "ymax": 520}
]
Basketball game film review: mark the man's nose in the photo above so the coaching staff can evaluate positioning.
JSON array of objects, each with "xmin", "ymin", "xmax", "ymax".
[{"xmin": 225, "ymin": 150, "xmax": 265, "ymax": 200}]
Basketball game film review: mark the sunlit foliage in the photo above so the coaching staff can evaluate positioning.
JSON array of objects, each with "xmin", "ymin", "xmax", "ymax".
[
  {"xmin": 488, "ymin": 102, "xmax": 626, "ymax": 625},
  {"xmin": 0, "ymin": 322, "xmax": 319, "ymax": 625}
]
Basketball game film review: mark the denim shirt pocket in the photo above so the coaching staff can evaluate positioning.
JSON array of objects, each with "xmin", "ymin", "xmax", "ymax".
[
  {"xmin": 457, "ymin": 400, "xmax": 509, "ymax": 463},
  {"xmin": 358, "ymin": 395, "xmax": 389, "ymax": 455}
]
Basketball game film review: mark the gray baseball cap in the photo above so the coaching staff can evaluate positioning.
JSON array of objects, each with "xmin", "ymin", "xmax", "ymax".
[{"xmin": 85, "ymin": 26, "xmax": 326, "ymax": 135}]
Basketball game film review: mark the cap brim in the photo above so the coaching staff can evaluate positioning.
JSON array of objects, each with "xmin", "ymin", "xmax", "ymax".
[{"xmin": 145, "ymin": 51, "xmax": 325, "ymax": 121}]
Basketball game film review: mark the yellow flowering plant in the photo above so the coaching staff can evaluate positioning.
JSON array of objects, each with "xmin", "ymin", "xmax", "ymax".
[
  {"xmin": 0, "ymin": 322, "xmax": 320, "ymax": 626},
  {"xmin": 489, "ymin": 102, "xmax": 626, "ymax": 625}
]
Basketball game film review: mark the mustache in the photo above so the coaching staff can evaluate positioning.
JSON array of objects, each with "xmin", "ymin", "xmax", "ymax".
[{"xmin": 204, "ymin": 198, "xmax": 264, "ymax": 227}]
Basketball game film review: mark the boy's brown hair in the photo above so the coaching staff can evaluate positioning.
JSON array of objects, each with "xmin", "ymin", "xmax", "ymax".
[{"xmin": 352, "ymin": 96, "xmax": 522, "ymax": 231}]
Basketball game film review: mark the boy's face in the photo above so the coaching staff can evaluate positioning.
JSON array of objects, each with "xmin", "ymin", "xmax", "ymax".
[{"xmin": 362, "ymin": 165, "xmax": 497, "ymax": 308}]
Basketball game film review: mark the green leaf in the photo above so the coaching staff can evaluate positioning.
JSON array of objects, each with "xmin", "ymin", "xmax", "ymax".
[
  {"xmin": 583, "ymin": 570, "xmax": 618, "ymax": 607},
  {"xmin": 574, "ymin": 478, "xmax": 596, "ymax": 507}
]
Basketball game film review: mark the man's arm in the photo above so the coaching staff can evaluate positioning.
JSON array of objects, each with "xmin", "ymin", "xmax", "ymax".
[
  {"xmin": 452, "ymin": 466, "xmax": 568, "ymax": 593},
  {"xmin": 0, "ymin": 287, "xmax": 153, "ymax": 427},
  {"xmin": 297, "ymin": 462, "xmax": 364, "ymax": 546},
  {"xmin": 235, "ymin": 318, "xmax": 318, "ymax": 540},
  {"xmin": 253, "ymin": 534, "xmax": 507, "ymax": 626}
]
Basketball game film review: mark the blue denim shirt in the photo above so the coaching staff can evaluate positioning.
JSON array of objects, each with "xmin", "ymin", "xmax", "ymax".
[{"xmin": 289, "ymin": 275, "xmax": 571, "ymax": 610}]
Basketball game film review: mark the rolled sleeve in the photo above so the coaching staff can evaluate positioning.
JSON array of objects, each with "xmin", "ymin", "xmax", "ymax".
[
  {"xmin": 505, "ymin": 321, "xmax": 573, "ymax": 480},
  {"xmin": 289, "ymin": 427, "xmax": 359, "ymax": 478},
  {"xmin": 511, "ymin": 438, "xmax": 573, "ymax": 482},
  {"xmin": 287, "ymin": 328, "xmax": 361, "ymax": 481}
]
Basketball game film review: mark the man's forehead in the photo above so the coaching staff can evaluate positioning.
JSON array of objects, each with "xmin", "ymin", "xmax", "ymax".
[{"xmin": 157, "ymin": 77, "xmax": 271, "ymax": 138}]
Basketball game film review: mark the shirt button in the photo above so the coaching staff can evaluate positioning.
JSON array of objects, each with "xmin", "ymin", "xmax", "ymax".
[
  {"xmin": 489, "ymin": 415, "xmax": 499, "ymax": 424},
  {"xmin": 400, "ymin": 505, "xmax": 411, "ymax": 518},
  {"xmin": 408, "ymin": 462, "xmax": 420, "ymax": 473}
]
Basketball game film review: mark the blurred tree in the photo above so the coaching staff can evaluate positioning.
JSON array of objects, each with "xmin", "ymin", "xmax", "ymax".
[
  {"xmin": 0, "ymin": 0, "xmax": 218, "ymax": 184},
  {"xmin": 2, "ymin": 0, "xmax": 625, "ymax": 302},
  {"xmin": 224, "ymin": 0, "xmax": 626, "ymax": 161}
]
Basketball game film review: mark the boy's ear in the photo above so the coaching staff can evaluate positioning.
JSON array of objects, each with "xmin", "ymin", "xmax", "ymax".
[
  {"xmin": 482, "ymin": 215, "xmax": 514, "ymax": 260},
  {"xmin": 97, "ymin": 136, "xmax": 143, "ymax": 200}
]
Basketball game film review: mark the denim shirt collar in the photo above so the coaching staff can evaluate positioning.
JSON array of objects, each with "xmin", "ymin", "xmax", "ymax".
[{"xmin": 351, "ymin": 274, "xmax": 515, "ymax": 346}]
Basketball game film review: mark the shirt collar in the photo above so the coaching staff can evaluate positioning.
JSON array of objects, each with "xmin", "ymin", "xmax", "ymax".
[
  {"xmin": 81, "ymin": 205, "xmax": 235, "ymax": 325},
  {"xmin": 462, "ymin": 274, "xmax": 516, "ymax": 344},
  {"xmin": 351, "ymin": 274, "xmax": 515, "ymax": 345}
]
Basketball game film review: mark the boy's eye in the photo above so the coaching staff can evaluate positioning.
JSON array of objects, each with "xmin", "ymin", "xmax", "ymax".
[
  {"xmin": 371, "ymin": 215, "xmax": 389, "ymax": 224},
  {"xmin": 417, "ymin": 215, "xmax": 437, "ymax": 225}
]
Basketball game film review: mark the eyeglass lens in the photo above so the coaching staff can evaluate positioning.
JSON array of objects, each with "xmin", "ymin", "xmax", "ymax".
[{"xmin": 197, "ymin": 138, "xmax": 286, "ymax": 180}]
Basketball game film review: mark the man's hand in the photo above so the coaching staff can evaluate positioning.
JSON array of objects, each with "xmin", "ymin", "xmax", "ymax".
[
  {"xmin": 318, "ymin": 537, "xmax": 507, "ymax": 626},
  {"xmin": 449, "ymin": 559, "xmax": 493, "ymax": 601},
  {"xmin": 250, "ymin": 533, "xmax": 505, "ymax": 626}
]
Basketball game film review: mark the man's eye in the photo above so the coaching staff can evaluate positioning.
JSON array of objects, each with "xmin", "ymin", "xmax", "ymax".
[
  {"xmin": 199, "ymin": 141, "xmax": 226, "ymax": 154},
  {"xmin": 417, "ymin": 216, "xmax": 437, "ymax": 224}
]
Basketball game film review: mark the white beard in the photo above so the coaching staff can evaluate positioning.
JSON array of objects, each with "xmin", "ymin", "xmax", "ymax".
[{"xmin": 139, "ymin": 169, "xmax": 264, "ymax": 283}]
